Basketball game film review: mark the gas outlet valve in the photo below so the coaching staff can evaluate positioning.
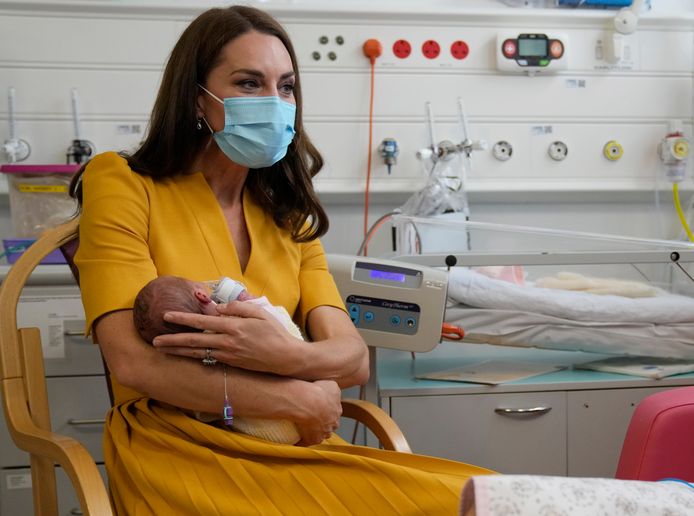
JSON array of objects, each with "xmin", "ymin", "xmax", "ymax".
[
  {"xmin": 378, "ymin": 138, "xmax": 399, "ymax": 174},
  {"xmin": 603, "ymin": 140, "xmax": 624, "ymax": 161},
  {"xmin": 548, "ymin": 141, "xmax": 568, "ymax": 161},
  {"xmin": 492, "ymin": 141, "xmax": 513, "ymax": 161},
  {"xmin": 659, "ymin": 129, "xmax": 690, "ymax": 183}
]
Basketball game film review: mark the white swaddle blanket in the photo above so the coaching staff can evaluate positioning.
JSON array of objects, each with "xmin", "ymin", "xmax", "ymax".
[
  {"xmin": 448, "ymin": 268, "xmax": 694, "ymax": 324},
  {"xmin": 225, "ymin": 298, "xmax": 303, "ymax": 445},
  {"xmin": 200, "ymin": 278, "xmax": 304, "ymax": 445}
]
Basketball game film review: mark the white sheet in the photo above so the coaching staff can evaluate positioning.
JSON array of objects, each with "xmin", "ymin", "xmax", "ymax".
[
  {"xmin": 445, "ymin": 268, "xmax": 694, "ymax": 358},
  {"xmin": 446, "ymin": 305, "xmax": 694, "ymax": 358},
  {"xmin": 447, "ymin": 268, "xmax": 694, "ymax": 324}
]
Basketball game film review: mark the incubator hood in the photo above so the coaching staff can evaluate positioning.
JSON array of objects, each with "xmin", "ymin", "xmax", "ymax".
[
  {"xmin": 390, "ymin": 213, "xmax": 694, "ymax": 359},
  {"xmin": 391, "ymin": 213, "xmax": 694, "ymax": 269}
]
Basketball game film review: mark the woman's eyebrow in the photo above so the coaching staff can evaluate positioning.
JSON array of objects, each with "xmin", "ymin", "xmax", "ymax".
[
  {"xmin": 230, "ymin": 68, "xmax": 264, "ymax": 78},
  {"xmin": 229, "ymin": 69, "xmax": 295, "ymax": 80}
]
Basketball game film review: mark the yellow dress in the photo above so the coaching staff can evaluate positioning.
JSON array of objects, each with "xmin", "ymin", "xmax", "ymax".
[{"xmin": 76, "ymin": 152, "xmax": 493, "ymax": 515}]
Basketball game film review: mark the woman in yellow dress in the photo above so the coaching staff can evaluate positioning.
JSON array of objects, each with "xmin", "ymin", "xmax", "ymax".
[{"xmin": 73, "ymin": 5, "xmax": 493, "ymax": 514}]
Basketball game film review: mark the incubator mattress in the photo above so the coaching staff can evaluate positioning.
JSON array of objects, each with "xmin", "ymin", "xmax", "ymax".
[{"xmin": 445, "ymin": 268, "xmax": 694, "ymax": 359}]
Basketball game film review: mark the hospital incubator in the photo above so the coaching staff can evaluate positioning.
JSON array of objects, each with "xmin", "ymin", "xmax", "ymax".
[{"xmin": 331, "ymin": 213, "xmax": 694, "ymax": 360}]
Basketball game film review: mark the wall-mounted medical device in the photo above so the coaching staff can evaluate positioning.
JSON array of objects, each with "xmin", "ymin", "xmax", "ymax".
[
  {"xmin": 497, "ymin": 32, "xmax": 568, "ymax": 74},
  {"xmin": 327, "ymin": 254, "xmax": 448, "ymax": 352}
]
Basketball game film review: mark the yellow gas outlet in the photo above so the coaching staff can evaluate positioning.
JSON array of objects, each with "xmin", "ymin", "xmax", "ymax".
[
  {"xmin": 603, "ymin": 140, "xmax": 623, "ymax": 161},
  {"xmin": 673, "ymin": 138, "xmax": 690, "ymax": 159}
]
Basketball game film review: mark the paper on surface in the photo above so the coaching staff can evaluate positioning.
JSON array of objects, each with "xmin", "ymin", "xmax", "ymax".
[{"xmin": 416, "ymin": 360, "xmax": 563, "ymax": 385}]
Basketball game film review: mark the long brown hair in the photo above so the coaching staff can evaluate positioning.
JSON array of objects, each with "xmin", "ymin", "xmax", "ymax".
[{"xmin": 71, "ymin": 6, "xmax": 327, "ymax": 241}]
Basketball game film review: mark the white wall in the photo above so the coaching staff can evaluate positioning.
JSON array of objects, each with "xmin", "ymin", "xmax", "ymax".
[{"xmin": 0, "ymin": 0, "xmax": 693, "ymax": 256}]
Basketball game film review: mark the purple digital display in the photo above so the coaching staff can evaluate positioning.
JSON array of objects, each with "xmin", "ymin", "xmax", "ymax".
[{"xmin": 370, "ymin": 269, "xmax": 406, "ymax": 283}]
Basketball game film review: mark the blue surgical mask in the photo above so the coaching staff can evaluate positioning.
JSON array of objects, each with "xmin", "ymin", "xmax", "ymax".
[{"xmin": 198, "ymin": 85, "xmax": 296, "ymax": 169}]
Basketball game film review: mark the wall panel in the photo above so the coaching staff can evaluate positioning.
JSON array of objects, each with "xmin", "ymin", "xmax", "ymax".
[{"xmin": 0, "ymin": 1, "xmax": 692, "ymax": 251}]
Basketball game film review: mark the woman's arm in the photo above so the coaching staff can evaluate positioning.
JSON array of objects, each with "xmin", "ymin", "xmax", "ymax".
[
  {"xmin": 153, "ymin": 303, "xmax": 369, "ymax": 389},
  {"xmin": 96, "ymin": 310, "xmax": 343, "ymax": 445}
]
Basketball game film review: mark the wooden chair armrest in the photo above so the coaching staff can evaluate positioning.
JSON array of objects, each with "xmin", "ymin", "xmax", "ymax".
[
  {"xmin": 341, "ymin": 399, "xmax": 412, "ymax": 453},
  {"xmin": 4, "ymin": 379, "xmax": 113, "ymax": 516}
]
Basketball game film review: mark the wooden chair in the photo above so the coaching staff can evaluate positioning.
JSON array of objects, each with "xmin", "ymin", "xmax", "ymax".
[{"xmin": 0, "ymin": 219, "xmax": 411, "ymax": 516}]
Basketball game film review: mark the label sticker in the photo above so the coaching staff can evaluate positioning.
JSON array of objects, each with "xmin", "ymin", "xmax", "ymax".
[
  {"xmin": 6, "ymin": 473, "xmax": 32, "ymax": 490},
  {"xmin": 17, "ymin": 184, "xmax": 68, "ymax": 193},
  {"xmin": 17, "ymin": 295, "xmax": 85, "ymax": 359}
]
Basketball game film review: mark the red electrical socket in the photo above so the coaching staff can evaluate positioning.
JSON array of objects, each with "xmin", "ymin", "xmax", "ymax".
[
  {"xmin": 451, "ymin": 40, "xmax": 469, "ymax": 60},
  {"xmin": 392, "ymin": 39, "xmax": 411, "ymax": 59},
  {"xmin": 421, "ymin": 40, "xmax": 441, "ymax": 59},
  {"xmin": 363, "ymin": 38, "xmax": 383, "ymax": 64}
]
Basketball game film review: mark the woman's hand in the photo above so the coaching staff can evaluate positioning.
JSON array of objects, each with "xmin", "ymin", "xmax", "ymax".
[
  {"xmin": 293, "ymin": 379, "xmax": 342, "ymax": 447},
  {"xmin": 151, "ymin": 301, "xmax": 304, "ymax": 376}
]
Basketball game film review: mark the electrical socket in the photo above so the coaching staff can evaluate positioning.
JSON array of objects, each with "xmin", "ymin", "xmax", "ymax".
[{"xmin": 422, "ymin": 40, "xmax": 441, "ymax": 59}]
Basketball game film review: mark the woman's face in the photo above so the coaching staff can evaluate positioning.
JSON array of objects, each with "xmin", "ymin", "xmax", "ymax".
[{"xmin": 197, "ymin": 30, "xmax": 296, "ymax": 133}]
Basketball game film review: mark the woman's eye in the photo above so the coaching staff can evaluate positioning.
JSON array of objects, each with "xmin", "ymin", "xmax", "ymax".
[
  {"xmin": 238, "ymin": 80, "xmax": 259, "ymax": 90},
  {"xmin": 280, "ymin": 83, "xmax": 295, "ymax": 95}
]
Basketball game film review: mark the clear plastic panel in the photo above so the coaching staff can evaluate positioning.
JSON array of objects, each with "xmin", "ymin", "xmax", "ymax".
[
  {"xmin": 391, "ymin": 213, "xmax": 694, "ymax": 358},
  {"xmin": 391, "ymin": 213, "xmax": 694, "ymax": 295}
]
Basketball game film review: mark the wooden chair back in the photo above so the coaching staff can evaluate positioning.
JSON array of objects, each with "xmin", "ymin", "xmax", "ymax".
[{"xmin": 0, "ymin": 218, "xmax": 112, "ymax": 515}]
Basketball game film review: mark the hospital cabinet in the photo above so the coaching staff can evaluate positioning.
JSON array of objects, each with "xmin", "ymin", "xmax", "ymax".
[
  {"xmin": 0, "ymin": 266, "xmax": 110, "ymax": 515},
  {"xmin": 377, "ymin": 342, "xmax": 694, "ymax": 477}
]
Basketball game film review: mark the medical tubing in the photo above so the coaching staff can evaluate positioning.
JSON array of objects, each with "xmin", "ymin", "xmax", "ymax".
[
  {"xmin": 357, "ymin": 211, "xmax": 398, "ymax": 256},
  {"xmin": 678, "ymin": 192, "xmax": 694, "ymax": 242},
  {"xmin": 673, "ymin": 182, "xmax": 694, "ymax": 242},
  {"xmin": 362, "ymin": 57, "xmax": 376, "ymax": 255},
  {"xmin": 658, "ymin": 478, "xmax": 694, "ymax": 490}
]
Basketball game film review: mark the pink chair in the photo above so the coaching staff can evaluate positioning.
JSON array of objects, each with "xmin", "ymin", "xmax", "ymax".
[{"xmin": 616, "ymin": 386, "xmax": 694, "ymax": 482}]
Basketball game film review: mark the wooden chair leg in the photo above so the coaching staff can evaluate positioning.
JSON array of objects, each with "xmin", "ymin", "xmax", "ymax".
[{"xmin": 20, "ymin": 328, "xmax": 59, "ymax": 515}]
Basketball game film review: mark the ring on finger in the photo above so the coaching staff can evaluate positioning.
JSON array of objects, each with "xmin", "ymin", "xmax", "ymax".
[{"xmin": 202, "ymin": 348, "xmax": 218, "ymax": 366}]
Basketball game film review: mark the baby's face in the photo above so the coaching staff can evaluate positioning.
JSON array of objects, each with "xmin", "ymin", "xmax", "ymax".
[{"xmin": 191, "ymin": 281, "xmax": 219, "ymax": 316}]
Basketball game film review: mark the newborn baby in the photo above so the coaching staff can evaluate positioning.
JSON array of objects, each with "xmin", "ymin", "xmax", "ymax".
[{"xmin": 133, "ymin": 275, "xmax": 302, "ymax": 444}]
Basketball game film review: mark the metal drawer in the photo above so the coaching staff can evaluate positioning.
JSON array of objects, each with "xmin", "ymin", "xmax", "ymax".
[
  {"xmin": 390, "ymin": 391, "xmax": 567, "ymax": 475},
  {"xmin": 17, "ymin": 286, "xmax": 104, "ymax": 377},
  {"xmin": 0, "ymin": 464, "xmax": 107, "ymax": 516},
  {"xmin": 0, "ymin": 376, "xmax": 109, "ymax": 468}
]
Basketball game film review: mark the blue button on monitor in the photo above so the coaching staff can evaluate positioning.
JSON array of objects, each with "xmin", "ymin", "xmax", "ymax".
[
  {"xmin": 405, "ymin": 317, "xmax": 417, "ymax": 328},
  {"xmin": 390, "ymin": 315, "xmax": 401, "ymax": 326},
  {"xmin": 364, "ymin": 311, "xmax": 374, "ymax": 322}
]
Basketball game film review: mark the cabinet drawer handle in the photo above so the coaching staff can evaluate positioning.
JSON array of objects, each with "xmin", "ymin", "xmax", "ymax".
[
  {"xmin": 70, "ymin": 509, "xmax": 84, "ymax": 515},
  {"xmin": 64, "ymin": 330, "xmax": 85, "ymax": 336},
  {"xmin": 494, "ymin": 406, "xmax": 551, "ymax": 416},
  {"xmin": 67, "ymin": 418, "xmax": 106, "ymax": 426}
]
